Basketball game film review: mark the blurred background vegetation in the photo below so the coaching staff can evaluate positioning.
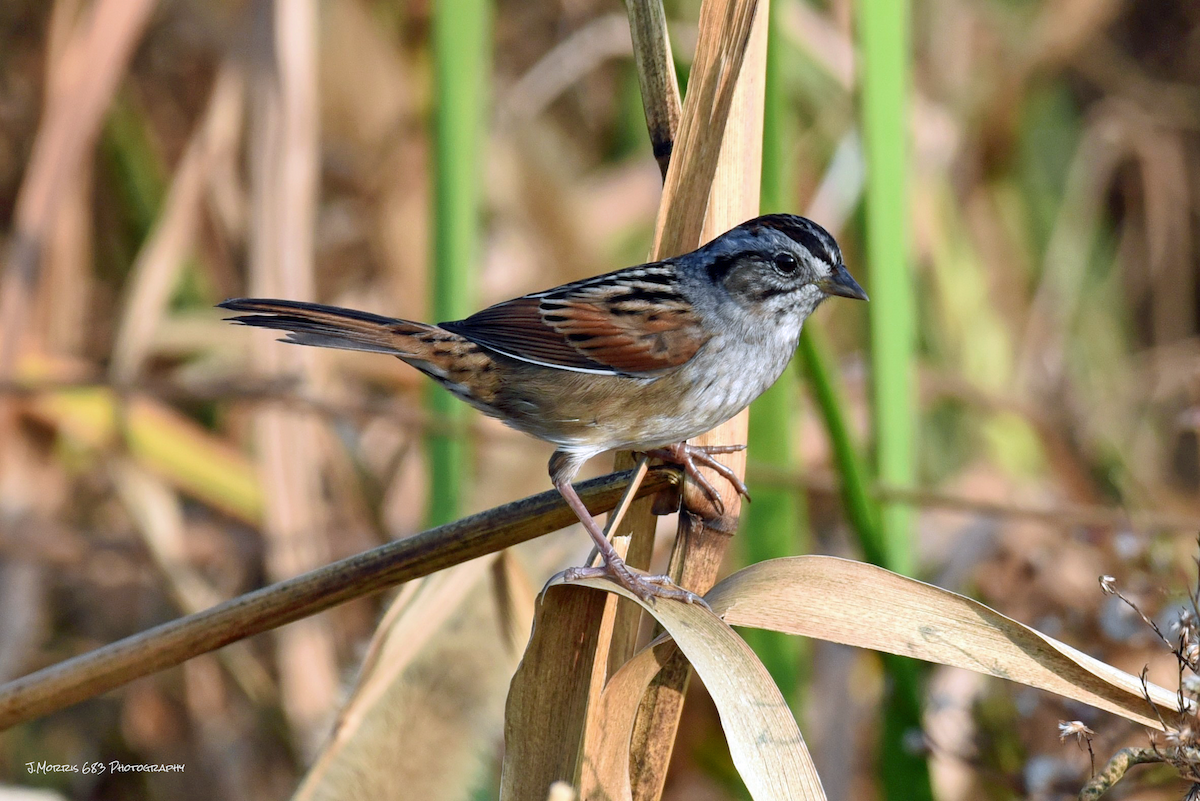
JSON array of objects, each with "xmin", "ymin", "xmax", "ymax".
[{"xmin": 1, "ymin": 0, "xmax": 1200, "ymax": 798}]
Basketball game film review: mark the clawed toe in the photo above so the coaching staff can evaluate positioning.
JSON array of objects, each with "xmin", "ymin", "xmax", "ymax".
[
  {"xmin": 638, "ymin": 574, "xmax": 709, "ymax": 607},
  {"xmin": 562, "ymin": 563, "xmax": 706, "ymax": 606},
  {"xmin": 563, "ymin": 565, "xmax": 609, "ymax": 582},
  {"xmin": 642, "ymin": 442, "xmax": 751, "ymax": 513}
]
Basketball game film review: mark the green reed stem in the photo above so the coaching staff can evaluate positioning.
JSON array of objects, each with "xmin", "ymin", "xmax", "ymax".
[
  {"xmin": 743, "ymin": 0, "xmax": 805, "ymax": 707},
  {"xmin": 859, "ymin": 0, "xmax": 915, "ymax": 574},
  {"xmin": 428, "ymin": 0, "xmax": 491, "ymax": 525},
  {"xmin": 857, "ymin": 0, "xmax": 931, "ymax": 795},
  {"xmin": 797, "ymin": 326, "xmax": 884, "ymax": 563}
]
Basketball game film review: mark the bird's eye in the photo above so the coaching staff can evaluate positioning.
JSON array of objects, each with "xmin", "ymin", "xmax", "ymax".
[{"xmin": 773, "ymin": 252, "xmax": 799, "ymax": 275}]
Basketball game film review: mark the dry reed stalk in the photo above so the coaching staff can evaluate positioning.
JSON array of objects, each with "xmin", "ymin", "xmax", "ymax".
[
  {"xmin": 624, "ymin": 1, "xmax": 681, "ymax": 178},
  {"xmin": 247, "ymin": 0, "xmax": 337, "ymax": 751},
  {"xmin": 625, "ymin": 4, "xmax": 767, "ymax": 798},
  {"xmin": 498, "ymin": 2, "xmax": 766, "ymax": 798},
  {"xmin": 595, "ymin": 0, "xmax": 688, "ymax": 683}
]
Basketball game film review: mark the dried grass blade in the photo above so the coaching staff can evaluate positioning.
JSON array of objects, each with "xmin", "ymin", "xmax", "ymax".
[
  {"xmin": 706, "ymin": 556, "xmax": 1188, "ymax": 730},
  {"xmin": 559, "ymin": 578, "xmax": 826, "ymax": 801},
  {"xmin": 18, "ymin": 353, "xmax": 264, "ymax": 523}
]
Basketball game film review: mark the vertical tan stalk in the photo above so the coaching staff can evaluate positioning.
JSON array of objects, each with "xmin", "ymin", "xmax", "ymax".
[
  {"xmin": 36, "ymin": 0, "xmax": 93, "ymax": 356},
  {"xmin": 247, "ymin": 0, "xmax": 337, "ymax": 753},
  {"xmin": 501, "ymin": 3, "xmax": 764, "ymax": 797},
  {"xmin": 629, "ymin": 3, "xmax": 769, "ymax": 797}
]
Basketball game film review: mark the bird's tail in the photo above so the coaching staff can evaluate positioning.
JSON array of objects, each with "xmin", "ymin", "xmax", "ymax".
[{"xmin": 218, "ymin": 298, "xmax": 439, "ymax": 357}]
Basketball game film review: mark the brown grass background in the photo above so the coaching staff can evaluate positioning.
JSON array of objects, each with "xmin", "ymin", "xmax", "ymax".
[{"xmin": 1, "ymin": 0, "xmax": 1200, "ymax": 798}]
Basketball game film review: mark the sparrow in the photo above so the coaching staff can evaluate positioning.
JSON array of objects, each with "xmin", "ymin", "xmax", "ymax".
[{"xmin": 220, "ymin": 213, "xmax": 866, "ymax": 603}]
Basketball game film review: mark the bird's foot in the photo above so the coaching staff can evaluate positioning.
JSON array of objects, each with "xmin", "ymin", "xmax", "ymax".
[
  {"xmin": 563, "ymin": 560, "xmax": 707, "ymax": 607},
  {"xmin": 642, "ymin": 442, "xmax": 751, "ymax": 515}
]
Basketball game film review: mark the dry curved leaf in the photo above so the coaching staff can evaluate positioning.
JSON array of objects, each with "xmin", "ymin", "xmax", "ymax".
[
  {"xmin": 706, "ymin": 556, "xmax": 1187, "ymax": 730},
  {"xmin": 551, "ymin": 576, "xmax": 826, "ymax": 801}
]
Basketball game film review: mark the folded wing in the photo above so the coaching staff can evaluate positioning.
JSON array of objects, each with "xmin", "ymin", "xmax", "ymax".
[{"xmin": 440, "ymin": 264, "xmax": 710, "ymax": 377}]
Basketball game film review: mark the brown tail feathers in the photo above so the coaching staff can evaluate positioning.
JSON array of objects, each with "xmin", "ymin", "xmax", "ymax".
[{"xmin": 219, "ymin": 298, "xmax": 438, "ymax": 357}]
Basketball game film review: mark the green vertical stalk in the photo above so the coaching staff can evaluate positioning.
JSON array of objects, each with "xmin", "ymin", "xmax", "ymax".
[
  {"xmin": 858, "ymin": 0, "xmax": 930, "ymax": 797},
  {"xmin": 428, "ymin": 0, "xmax": 491, "ymax": 526},
  {"xmin": 860, "ymin": 0, "xmax": 915, "ymax": 573},
  {"xmin": 797, "ymin": 327, "xmax": 884, "ymax": 565},
  {"xmin": 743, "ymin": 0, "xmax": 804, "ymax": 707}
]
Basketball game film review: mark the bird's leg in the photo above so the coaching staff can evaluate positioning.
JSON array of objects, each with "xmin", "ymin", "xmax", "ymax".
[
  {"xmin": 642, "ymin": 442, "xmax": 751, "ymax": 515},
  {"xmin": 549, "ymin": 453, "xmax": 703, "ymax": 605}
]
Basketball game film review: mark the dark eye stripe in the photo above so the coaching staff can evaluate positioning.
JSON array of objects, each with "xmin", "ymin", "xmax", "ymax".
[{"xmin": 705, "ymin": 254, "xmax": 741, "ymax": 285}]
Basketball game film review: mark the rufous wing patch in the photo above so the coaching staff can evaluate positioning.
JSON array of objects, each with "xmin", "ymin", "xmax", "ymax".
[
  {"xmin": 440, "ymin": 265, "xmax": 711, "ymax": 376},
  {"xmin": 540, "ymin": 299, "xmax": 707, "ymax": 374}
]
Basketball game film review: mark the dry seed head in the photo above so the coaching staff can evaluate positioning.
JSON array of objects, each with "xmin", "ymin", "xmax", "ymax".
[
  {"xmin": 1100, "ymin": 575, "xmax": 1118, "ymax": 595},
  {"xmin": 1058, "ymin": 720, "xmax": 1094, "ymax": 743},
  {"xmin": 1176, "ymin": 610, "xmax": 1199, "ymax": 642},
  {"xmin": 1166, "ymin": 725, "xmax": 1200, "ymax": 748}
]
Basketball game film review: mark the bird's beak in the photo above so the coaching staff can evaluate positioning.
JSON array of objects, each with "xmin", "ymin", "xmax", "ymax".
[{"xmin": 817, "ymin": 264, "xmax": 868, "ymax": 301}]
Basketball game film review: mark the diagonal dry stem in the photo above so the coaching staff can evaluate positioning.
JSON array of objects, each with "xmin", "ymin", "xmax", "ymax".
[{"xmin": 0, "ymin": 468, "xmax": 676, "ymax": 730}]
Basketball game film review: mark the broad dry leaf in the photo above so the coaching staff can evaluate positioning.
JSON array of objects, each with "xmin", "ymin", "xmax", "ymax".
[
  {"xmin": 706, "ymin": 556, "xmax": 1187, "ymax": 730},
  {"xmin": 499, "ymin": 584, "xmax": 611, "ymax": 801},
  {"xmin": 551, "ymin": 576, "xmax": 825, "ymax": 801}
]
